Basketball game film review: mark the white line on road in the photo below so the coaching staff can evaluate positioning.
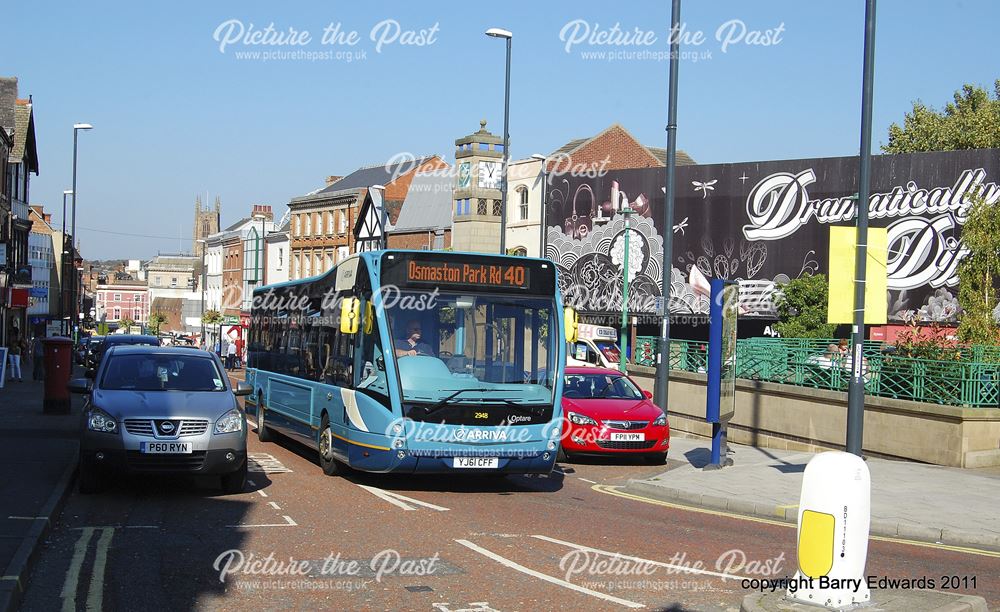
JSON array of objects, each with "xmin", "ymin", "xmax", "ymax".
[
  {"xmin": 227, "ymin": 515, "xmax": 298, "ymax": 528},
  {"xmin": 87, "ymin": 528, "xmax": 115, "ymax": 611},
  {"xmin": 531, "ymin": 535, "xmax": 749, "ymax": 581},
  {"xmin": 356, "ymin": 485, "xmax": 416, "ymax": 511},
  {"xmin": 355, "ymin": 484, "xmax": 449, "ymax": 512},
  {"xmin": 455, "ymin": 539, "xmax": 643, "ymax": 608},
  {"xmin": 8, "ymin": 516, "xmax": 49, "ymax": 520},
  {"xmin": 268, "ymin": 501, "xmax": 281, "ymax": 510},
  {"xmin": 61, "ymin": 527, "xmax": 95, "ymax": 612},
  {"xmin": 247, "ymin": 418, "xmax": 257, "ymax": 427},
  {"xmin": 578, "ymin": 478, "xmax": 597, "ymax": 484}
]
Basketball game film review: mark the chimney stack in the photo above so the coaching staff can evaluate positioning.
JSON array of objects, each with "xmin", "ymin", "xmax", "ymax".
[
  {"xmin": 325, "ymin": 175, "xmax": 343, "ymax": 186},
  {"xmin": 251, "ymin": 204, "xmax": 274, "ymax": 222}
]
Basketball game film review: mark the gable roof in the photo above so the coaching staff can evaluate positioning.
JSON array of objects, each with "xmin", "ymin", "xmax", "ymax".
[
  {"xmin": 12, "ymin": 101, "xmax": 38, "ymax": 172},
  {"xmin": 392, "ymin": 172, "xmax": 453, "ymax": 233},
  {"xmin": 318, "ymin": 155, "xmax": 440, "ymax": 194},
  {"xmin": 549, "ymin": 124, "xmax": 695, "ymax": 167}
]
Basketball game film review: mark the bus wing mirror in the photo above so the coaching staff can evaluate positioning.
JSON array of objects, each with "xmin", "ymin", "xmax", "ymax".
[
  {"xmin": 340, "ymin": 297, "xmax": 360, "ymax": 334},
  {"xmin": 564, "ymin": 307, "xmax": 579, "ymax": 343}
]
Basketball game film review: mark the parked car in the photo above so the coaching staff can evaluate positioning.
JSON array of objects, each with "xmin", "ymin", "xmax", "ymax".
[
  {"xmin": 86, "ymin": 334, "xmax": 159, "ymax": 371},
  {"xmin": 559, "ymin": 366, "xmax": 669, "ymax": 464},
  {"xmin": 84, "ymin": 336, "xmax": 105, "ymax": 366},
  {"xmin": 68, "ymin": 346, "xmax": 251, "ymax": 494}
]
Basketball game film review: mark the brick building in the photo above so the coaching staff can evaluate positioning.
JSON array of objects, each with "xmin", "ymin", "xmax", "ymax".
[
  {"xmin": 287, "ymin": 156, "xmax": 447, "ymax": 279},
  {"xmin": 95, "ymin": 280, "xmax": 149, "ymax": 326},
  {"xmin": 387, "ymin": 171, "xmax": 453, "ymax": 250}
]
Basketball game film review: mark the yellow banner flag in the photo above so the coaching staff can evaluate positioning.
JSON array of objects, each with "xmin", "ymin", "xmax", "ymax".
[{"xmin": 827, "ymin": 226, "xmax": 888, "ymax": 325}]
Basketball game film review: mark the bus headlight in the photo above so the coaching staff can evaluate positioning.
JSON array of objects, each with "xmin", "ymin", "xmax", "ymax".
[
  {"xmin": 547, "ymin": 441, "xmax": 556, "ymax": 450},
  {"xmin": 392, "ymin": 438, "xmax": 405, "ymax": 449}
]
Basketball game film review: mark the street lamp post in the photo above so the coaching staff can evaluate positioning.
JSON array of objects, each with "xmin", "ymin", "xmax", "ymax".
[
  {"xmin": 60, "ymin": 189, "xmax": 72, "ymax": 329},
  {"xmin": 70, "ymin": 123, "xmax": 93, "ymax": 328},
  {"xmin": 530, "ymin": 154, "xmax": 548, "ymax": 258},
  {"xmin": 619, "ymin": 207, "xmax": 635, "ymax": 373},
  {"xmin": 486, "ymin": 27, "xmax": 512, "ymax": 255}
]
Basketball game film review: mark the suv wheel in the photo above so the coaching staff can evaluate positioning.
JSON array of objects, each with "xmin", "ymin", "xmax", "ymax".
[{"xmin": 220, "ymin": 459, "xmax": 248, "ymax": 494}]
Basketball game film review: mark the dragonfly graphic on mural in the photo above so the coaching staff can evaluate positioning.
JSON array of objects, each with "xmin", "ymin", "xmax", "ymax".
[
  {"xmin": 692, "ymin": 179, "xmax": 718, "ymax": 199},
  {"xmin": 673, "ymin": 217, "xmax": 689, "ymax": 235}
]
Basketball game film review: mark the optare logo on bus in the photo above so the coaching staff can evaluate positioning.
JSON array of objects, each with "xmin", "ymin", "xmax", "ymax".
[{"xmin": 454, "ymin": 428, "xmax": 509, "ymax": 441}]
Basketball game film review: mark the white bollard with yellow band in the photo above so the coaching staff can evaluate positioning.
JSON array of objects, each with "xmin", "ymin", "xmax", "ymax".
[{"xmin": 787, "ymin": 451, "xmax": 871, "ymax": 609}]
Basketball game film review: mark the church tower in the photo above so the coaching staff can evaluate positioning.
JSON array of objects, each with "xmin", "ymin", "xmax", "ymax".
[
  {"xmin": 451, "ymin": 120, "xmax": 504, "ymax": 253},
  {"xmin": 193, "ymin": 195, "xmax": 221, "ymax": 256}
]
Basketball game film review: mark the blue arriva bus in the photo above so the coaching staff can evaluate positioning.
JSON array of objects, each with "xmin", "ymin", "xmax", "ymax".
[{"xmin": 244, "ymin": 250, "xmax": 575, "ymax": 476}]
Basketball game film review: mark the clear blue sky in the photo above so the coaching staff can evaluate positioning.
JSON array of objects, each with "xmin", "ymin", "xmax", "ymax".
[{"xmin": 5, "ymin": 0, "xmax": 998, "ymax": 259}]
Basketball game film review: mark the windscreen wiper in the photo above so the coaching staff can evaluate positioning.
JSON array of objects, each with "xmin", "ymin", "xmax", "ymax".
[{"xmin": 422, "ymin": 388, "xmax": 519, "ymax": 417}]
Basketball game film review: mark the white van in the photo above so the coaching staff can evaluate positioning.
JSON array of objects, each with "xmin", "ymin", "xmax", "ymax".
[{"xmin": 567, "ymin": 324, "xmax": 622, "ymax": 369}]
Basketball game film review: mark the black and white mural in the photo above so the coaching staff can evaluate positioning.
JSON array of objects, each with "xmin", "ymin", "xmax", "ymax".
[{"xmin": 544, "ymin": 149, "xmax": 1000, "ymax": 322}]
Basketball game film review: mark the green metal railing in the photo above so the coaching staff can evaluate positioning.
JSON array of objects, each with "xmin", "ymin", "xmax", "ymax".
[{"xmin": 633, "ymin": 336, "xmax": 1000, "ymax": 408}]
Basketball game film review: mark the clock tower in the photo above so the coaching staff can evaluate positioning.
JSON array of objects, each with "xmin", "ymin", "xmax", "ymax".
[{"xmin": 452, "ymin": 119, "xmax": 505, "ymax": 253}]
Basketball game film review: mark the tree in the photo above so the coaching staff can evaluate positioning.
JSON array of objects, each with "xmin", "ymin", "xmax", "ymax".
[
  {"xmin": 883, "ymin": 80, "xmax": 1000, "ymax": 153},
  {"xmin": 148, "ymin": 312, "xmax": 168, "ymax": 336},
  {"xmin": 202, "ymin": 309, "xmax": 223, "ymax": 325},
  {"xmin": 957, "ymin": 192, "xmax": 1000, "ymax": 345},
  {"xmin": 119, "ymin": 317, "xmax": 135, "ymax": 332},
  {"xmin": 773, "ymin": 274, "xmax": 837, "ymax": 338}
]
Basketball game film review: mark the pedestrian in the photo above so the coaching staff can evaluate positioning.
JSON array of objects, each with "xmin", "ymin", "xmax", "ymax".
[
  {"xmin": 226, "ymin": 341, "xmax": 237, "ymax": 371},
  {"xmin": 31, "ymin": 335, "xmax": 45, "ymax": 381},
  {"xmin": 7, "ymin": 330, "xmax": 26, "ymax": 383}
]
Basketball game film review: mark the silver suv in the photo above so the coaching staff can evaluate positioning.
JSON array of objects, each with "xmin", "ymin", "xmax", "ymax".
[{"xmin": 69, "ymin": 346, "xmax": 251, "ymax": 494}]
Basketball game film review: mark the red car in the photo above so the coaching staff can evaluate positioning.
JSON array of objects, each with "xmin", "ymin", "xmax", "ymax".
[{"xmin": 559, "ymin": 367, "xmax": 670, "ymax": 464}]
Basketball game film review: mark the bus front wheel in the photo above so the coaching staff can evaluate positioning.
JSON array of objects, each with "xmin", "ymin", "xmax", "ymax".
[
  {"xmin": 318, "ymin": 414, "xmax": 339, "ymax": 476},
  {"xmin": 257, "ymin": 396, "xmax": 274, "ymax": 443}
]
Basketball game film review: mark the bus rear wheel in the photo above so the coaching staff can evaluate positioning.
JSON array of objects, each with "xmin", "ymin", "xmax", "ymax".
[
  {"xmin": 257, "ymin": 396, "xmax": 274, "ymax": 443},
  {"xmin": 318, "ymin": 414, "xmax": 340, "ymax": 476}
]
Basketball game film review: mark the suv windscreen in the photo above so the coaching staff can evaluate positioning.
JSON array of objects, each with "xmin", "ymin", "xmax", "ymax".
[{"xmin": 101, "ymin": 354, "xmax": 225, "ymax": 392}]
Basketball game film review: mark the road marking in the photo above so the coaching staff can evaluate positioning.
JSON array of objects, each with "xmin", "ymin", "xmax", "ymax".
[
  {"xmin": 355, "ymin": 484, "xmax": 450, "ymax": 512},
  {"xmin": 247, "ymin": 418, "xmax": 257, "ymax": 427},
  {"xmin": 268, "ymin": 502, "xmax": 282, "ymax": 510},
  {"xmin": 455, "ymin": 539, "xmax": 644, "ymax": 609},
  {"xmin": 578, "ymin": 478, "xmax": 597, "ymax": 484},
  {"xmin": 86, "ymin": 528, "xmax": 114, "ymax": 611},
  {"xmin": 257, "ymin": 489, "xmax": 269, "ymax": 497},
  {"xmin": 61, "ymin": 527, "xmax": 95, "ymax": 612},
  {"xmin": 248, "ymin": 453, "xmax": 293, "ymax": 473},
  {"xmin": 593, "ymin": 485, "xmax": 1000, "ymax": 559},
  {"xmin": 531, "ymin": 534, "xmax": 748, "ymax": 581},
  {"xmin": 227, "ymin": 515, "xmax": 298, "ymax": 528},
  {"xmin": 8, "ymin": 516, "xmax": 49, "ymax": 520}
]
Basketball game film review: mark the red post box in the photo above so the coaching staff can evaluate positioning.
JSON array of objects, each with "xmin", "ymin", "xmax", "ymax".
[{"xmin": 43, "ymin": 337, "xmax": 74, "ymax": 414}]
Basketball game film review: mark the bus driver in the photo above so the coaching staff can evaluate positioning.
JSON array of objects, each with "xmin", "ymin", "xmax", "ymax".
[{"xmin": 394, "ymin": 320, "xmax": 434, "ymax": 357}]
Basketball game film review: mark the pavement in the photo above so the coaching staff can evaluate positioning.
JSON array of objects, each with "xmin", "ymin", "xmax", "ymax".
[
  {"xmin": 0, "ymin": 366, "xmax": 82, "ymax": 612},
  {"xmin": 625, "ymin": 434, "xmax": 1000, "ymax": 551}
]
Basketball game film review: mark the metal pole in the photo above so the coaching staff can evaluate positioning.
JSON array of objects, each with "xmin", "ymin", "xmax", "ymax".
[
  {"xmin": 71, "ymin": 129, "xmax": 79, "ymax": 331},
  {"xmin": 538, "ymin": 166, "xmax": 547, "ymax": 258},
  {"xmin": 60, "ymin": 191, "xmax": 67, "ymax": 324},
  {"xmin": 200, "ymin": 244, "xmax": 206, "ymax": 344},
  {"xmin": 499, "ymin": 36, "xmax": 511, "ymax": 255},
  {"xmin": 847, "ymin": 0, "xmax": 878, "ymax": 457},
  {"xmin": 620, "ymin": 208, "xmax": 634, "ymax": 373},
  {"xmin": 655, "ymin": 0, "xmax": 681, "ymax": 413}
]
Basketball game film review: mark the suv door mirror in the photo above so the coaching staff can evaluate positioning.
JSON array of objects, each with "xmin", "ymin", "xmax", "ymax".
[{"xmin": 68, "ymin": 378, "xmax": 93, "ymax": 394}]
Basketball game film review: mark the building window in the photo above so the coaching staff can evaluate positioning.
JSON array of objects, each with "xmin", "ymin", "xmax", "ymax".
[
  {"xmin": 113, "ymin": 308, "xmax": 121, "ymax": 320},
  {"xmin": 278, "ymin": 247, "xmax": 284, "ymax": 267},
  {"xmin": 171, "ymin": 277, "xmax": 177, "ymax": 287},
  {"xmin": 113, "ymin": 293, "xmax": 121, "ymax": 301},
  {"xmin": 518, "ymin": 187, "xmax": 529, "ymax": 221},
  {"xmin": 134, "ymin": 308, "xmax": 142, "ymax": 320},
  {"xmin": 304, "ymin": 214, "xmax": 312, "ymax": 237},
  {"xmin": 134, "ymin": 295, "xmax": 141, "ymax": 302},
  {"xmin": 338, "ymin": 210, "xmax": 347, "ymax": 233}
]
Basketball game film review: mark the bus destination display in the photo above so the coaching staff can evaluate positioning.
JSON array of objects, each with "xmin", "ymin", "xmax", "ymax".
[{"xmin": 406, "ymin": 260, "xmax": 530, "ymax": 290}]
